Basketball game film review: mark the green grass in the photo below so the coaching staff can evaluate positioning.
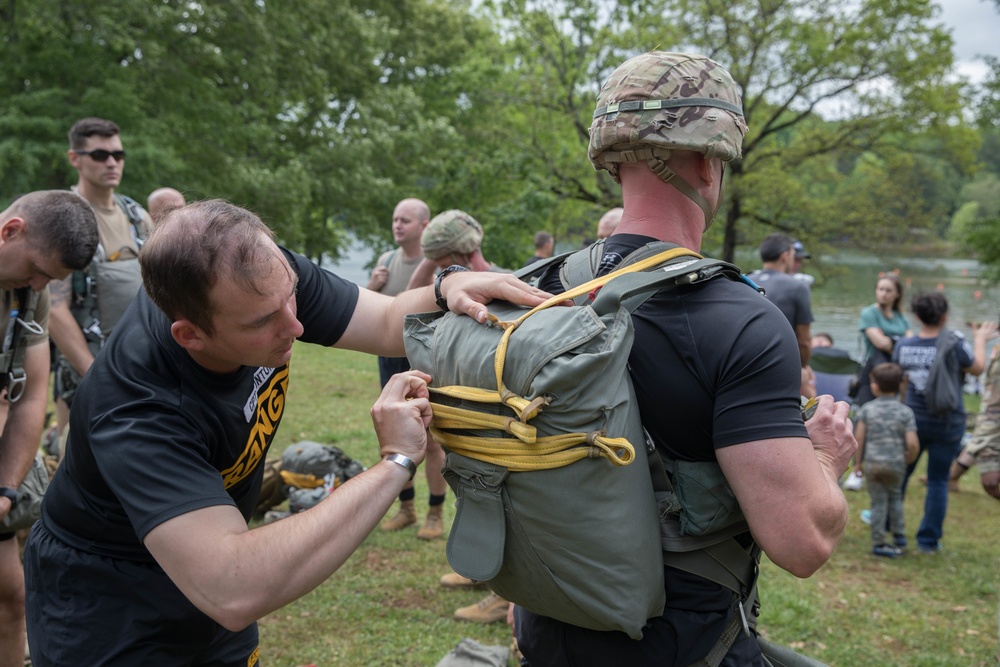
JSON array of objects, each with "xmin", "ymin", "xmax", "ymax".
[{"xmin": 259, "ymin": 343, "xmax": 1000, "ymax": 666}]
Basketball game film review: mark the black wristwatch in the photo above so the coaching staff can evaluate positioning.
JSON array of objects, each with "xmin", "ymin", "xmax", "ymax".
[
  {"xmin": 0, "ymin": 487, "xmax": 17, "ymax": 510},
  {"xmin": 434, "ymin": 265, "xmax": 471, "ymax": 312}
]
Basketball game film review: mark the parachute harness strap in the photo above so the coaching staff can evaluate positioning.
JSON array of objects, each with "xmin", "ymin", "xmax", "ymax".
[{"xmin": 430, "ymin": 247, "xmax": 702, "ymax": 472}]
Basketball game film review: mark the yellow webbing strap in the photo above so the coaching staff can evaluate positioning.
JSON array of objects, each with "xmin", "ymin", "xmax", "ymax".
[
  {"xmin": 432, "ymin": 247, "xmax": 701, "ymax": 471},
  {"xmin": 430, "ymin": 426, "xmax": 635, "ymax": 471},
  {"xmin": 492, "ymin": 247, "xmax": 701, "ymax": 417}
]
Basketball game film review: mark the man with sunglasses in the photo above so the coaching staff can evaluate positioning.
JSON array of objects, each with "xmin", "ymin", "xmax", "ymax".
[
  {"xmin": 0, "ymin": 190, "xmax": 98, "ymax": 667},
  {"xmin": 48, "ymin": 118, "xmax": 154, "ymax": 447}
]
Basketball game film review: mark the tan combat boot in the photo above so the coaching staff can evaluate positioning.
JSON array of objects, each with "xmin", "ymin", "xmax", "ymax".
[
  {"xmin": 417, "ymin": 504, "xmax": 444, "ymax": 540},
  {"xmin": 453, "ymin": 592, "xmax": 510, "ymax": 624},
  {"xmin": 380, "ymin": 499, "xmax": 417, "ymax": 531}
]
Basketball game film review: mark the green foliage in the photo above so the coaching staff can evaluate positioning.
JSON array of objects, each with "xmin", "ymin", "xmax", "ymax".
[{"xmin": 0, "ymin": 0, "xmax": 996, "ymax": 265}]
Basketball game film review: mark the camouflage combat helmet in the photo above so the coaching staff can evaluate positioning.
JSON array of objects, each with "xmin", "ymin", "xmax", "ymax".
[
  {"xmin": 589, "ymin": 51, "xmax": 748, "ymax": 229},
  {"xmin": 421, "ymin": 209, "xmax": 483, "ymax": 260}
]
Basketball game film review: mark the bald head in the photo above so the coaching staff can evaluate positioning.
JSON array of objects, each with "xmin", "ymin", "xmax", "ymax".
[
  {"xmin": 597, "ymin": 207, "xmax": 623, "ymax": 239},
  {"xmin": 147, "ymin": 187, "xmax": 186, "ymax": 224}
]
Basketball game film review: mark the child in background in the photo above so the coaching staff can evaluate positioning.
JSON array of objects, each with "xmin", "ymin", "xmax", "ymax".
[{"xmin": 853, "ymin": 363, "xmax": 919, "ymax": 557}]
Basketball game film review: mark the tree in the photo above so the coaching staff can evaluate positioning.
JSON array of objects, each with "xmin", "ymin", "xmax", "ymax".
[{"xmin": 475, "ymin": 0, "xmax": 979, "ymax": 261}]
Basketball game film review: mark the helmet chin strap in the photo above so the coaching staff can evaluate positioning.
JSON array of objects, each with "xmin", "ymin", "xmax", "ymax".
[{"xmin": 647, "ymin": 157, "xmax": 725, "ymax": 231}]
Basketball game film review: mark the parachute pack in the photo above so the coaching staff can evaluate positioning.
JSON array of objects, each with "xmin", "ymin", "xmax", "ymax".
[{"xmin": 404, "ymin": 244, "xmax": 753, "ymax": 640}]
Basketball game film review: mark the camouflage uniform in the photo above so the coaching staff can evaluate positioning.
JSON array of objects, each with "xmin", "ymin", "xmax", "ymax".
[{"xmin": 967, "ymin": 347, "xmax": 1000, "ymax": 475}]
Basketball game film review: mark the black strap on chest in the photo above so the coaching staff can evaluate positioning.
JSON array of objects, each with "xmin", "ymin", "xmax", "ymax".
[{"xmin": 1, "ymin": 288, "xmax": 41, "ymax": 403}]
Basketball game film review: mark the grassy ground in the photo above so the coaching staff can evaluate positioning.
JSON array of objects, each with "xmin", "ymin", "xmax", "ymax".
[{"xmin": 259, "ymin": 343, "xmax": 1000, "ymax": 667}]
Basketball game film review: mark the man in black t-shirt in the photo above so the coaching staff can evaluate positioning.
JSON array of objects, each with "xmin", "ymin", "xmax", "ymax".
[
  {"xmin": 516, "ymin": 52, "xmax": 857, "ymax": 667},
  {"xmin": 23, "ymin": 199, "xmax": 550, "ymax": 667}
]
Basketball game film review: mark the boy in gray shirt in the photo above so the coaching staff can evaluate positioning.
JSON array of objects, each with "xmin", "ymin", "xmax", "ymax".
[{"xmin": 854, "ymin": 363, "xmax": 919, "ymax": 557}]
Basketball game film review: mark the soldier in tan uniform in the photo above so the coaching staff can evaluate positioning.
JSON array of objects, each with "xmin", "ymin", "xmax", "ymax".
[{"xmin": 49, "ymin": 118, "xmax": 154, "ymax": 442}]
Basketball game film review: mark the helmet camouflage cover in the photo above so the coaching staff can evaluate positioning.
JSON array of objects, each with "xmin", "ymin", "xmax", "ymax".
[
  {"xmin": 588, "ymin": 51, "xmax": 748, "ymax": 181},
  {"xmin": 421, "ymin": 209, "xmax": 484, "ymax": 260}
]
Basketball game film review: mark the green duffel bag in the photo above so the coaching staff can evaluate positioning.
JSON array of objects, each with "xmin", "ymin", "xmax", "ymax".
[{"xmin": 404, "ymin": 248, "xmax": 743, "ymax": 640}]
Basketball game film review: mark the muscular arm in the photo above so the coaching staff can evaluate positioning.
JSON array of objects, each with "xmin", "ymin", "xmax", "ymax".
[
  {"xmin": 335, "ymin": 272, "xmax": 551, "ymax": 357},
  {"xmin": 0, "ymin": 343, "xmax": 48, "ymax": 520},
  {"xmin": 144, "ymin": 372, "xmax": 431, "ymax": 631},
  {"xmin": 717, "ymin": 396, "xmax": 855, "ymax": 578},
  {"xmin": 47, "ymin": 278, "xmax": 94, "ymax": 377}
]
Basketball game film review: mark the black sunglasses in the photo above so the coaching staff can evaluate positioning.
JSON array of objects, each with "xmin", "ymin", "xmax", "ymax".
[{"xmin": 74, "ymin": 149, "xmax": 126, "ymax": 162}]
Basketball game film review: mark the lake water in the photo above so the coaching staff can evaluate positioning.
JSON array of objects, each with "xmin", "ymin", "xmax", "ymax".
[
  {"xmin": 324, "ymin": 243, "xmax": 1000, "ymax": 362},
  {"xmin": 802, "ymin": 255, "xmax": 1000, "ymax": 361}
]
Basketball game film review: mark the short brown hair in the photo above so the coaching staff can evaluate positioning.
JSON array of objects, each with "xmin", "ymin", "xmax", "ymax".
[
  {"xmin": 534, "ymin": 231, "xmax": 553, "ymax": 249},
  {"xmin": 139, "ymin": 200, "xmax": 276, "ymax": 335},
  {"xmin": 6, "ymin": 190, "xmax": 98, "ymax": 270},
  {"xmin": 870, "ymin": 362, "xmax": 904, "ymax": 394},
  {"xmin": 68, "ymin": 117, "xmax": 121, "ymax": 150}
]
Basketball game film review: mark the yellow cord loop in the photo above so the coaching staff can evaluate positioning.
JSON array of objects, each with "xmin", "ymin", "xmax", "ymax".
[
  {"xmin": 430, "ymin": 247, "xmax": 699, "ymax": 472},
  {"xmin": 431, "ymin": 427, "xmax": 635, "ymax": 471}
]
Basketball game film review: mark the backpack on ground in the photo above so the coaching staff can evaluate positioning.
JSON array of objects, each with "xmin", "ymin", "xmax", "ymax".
[
  {"xmin": 267, "ymin": 441, "xmax": 367, "ymax": 516},
  {"xmin": 404, "ymin": 245, "xmax": 750, "ymax": 640}
]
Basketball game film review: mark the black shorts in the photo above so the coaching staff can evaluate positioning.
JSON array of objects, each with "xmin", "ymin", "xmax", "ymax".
[
  {"xmin": 25, "ymin": 522, "xmax": 259, "ymax": 666},
  {"xmin": 514, "ymin": 565, "xmax": 765, "ymax": 667}
]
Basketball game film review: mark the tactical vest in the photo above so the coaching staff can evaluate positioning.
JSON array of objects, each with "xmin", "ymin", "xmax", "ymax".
[
  {"xmin": 71, "ymin": 193, "xmax": 146, "ymax": 353},
  {"xmin": 1, "ymin": 288, "xmax": 41, "ymax": 404}
]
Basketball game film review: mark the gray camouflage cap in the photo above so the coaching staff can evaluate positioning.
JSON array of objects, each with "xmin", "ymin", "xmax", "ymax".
[{"xmin": 421, "ymin": 210, "xmax": 483, "ymax": 260}]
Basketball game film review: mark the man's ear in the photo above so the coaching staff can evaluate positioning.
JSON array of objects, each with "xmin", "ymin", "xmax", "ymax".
[
  {"xmin": 0, "ymin": 217, "xmax": 26, "ymax": 242},
  {"xmin": 697, "ymin": 156, "xmax": 719, "ymax": 185},
  {"xmin": 170, "ymin": 320, "xmax": 207, "ymax": 351},
  {"xmin": 67, "ymin": 149, "xmax": 81, "ymax": 170}
]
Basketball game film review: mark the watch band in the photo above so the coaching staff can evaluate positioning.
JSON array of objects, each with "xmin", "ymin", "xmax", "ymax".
[
  {"xmin": 383, "ymin": 453, "xmax": 418, "ymax": 479},
  {"xmin": 434, "ymin": 265, "xmax": 471, "ymax": 312},
  {"xmin": 0, "ymin": 487, "xmax": 17, "ymax": 510}
]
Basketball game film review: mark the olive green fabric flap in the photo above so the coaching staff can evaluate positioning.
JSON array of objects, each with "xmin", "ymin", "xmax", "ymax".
[
  {"xmin": 670, "ymin": 459, "xmax": 747, "ymax": 537},
  {"xmin": 444, "ymin": 453, "xmax": 508, "ymax": 582}
]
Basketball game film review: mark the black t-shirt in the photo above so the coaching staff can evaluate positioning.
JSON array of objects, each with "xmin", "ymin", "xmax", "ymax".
[
  {"xmin": 541, "ymin": 234, "xmax": 807, "ymax": 461},
  {"xmin": 527, "ymin": 235, "xmax": 807, "ymax": 665},
  {"xmin": 40, "ymin": 248, "xmax": 359, "ymax": 561}
]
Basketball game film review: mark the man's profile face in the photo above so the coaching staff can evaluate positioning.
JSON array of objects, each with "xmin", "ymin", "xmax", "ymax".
[
  {"xmin": 0, "ymin": 223, "xmax": 70, "ymax": 291},
  {"xmin": 69, "ymin": 134, "xmax": 125, "ymax": 192},
  {"xmin": 194, "ymin": 247, "xmax": 304, "ymax": 373}
]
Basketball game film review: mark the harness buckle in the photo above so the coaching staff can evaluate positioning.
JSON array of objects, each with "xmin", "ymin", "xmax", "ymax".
[
  {"xmin": 737, "ymin": 596, "xmax": 752, "ymax": 638},
  {"xmin": 5, "ymin": 370, "xmax": 26, "ymax": 403}
]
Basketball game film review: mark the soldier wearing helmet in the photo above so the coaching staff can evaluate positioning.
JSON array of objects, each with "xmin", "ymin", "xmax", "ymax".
[{"xmin": 518, "ymin": 52, "xmax": 856, "ymax": 666}]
